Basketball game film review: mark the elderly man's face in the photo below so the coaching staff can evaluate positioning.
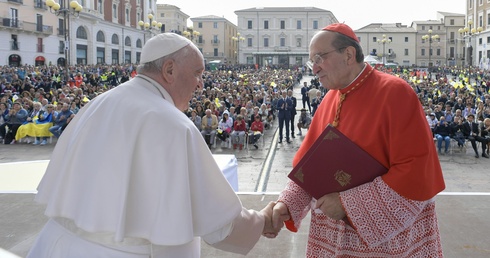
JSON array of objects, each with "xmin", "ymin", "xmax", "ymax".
[{"xmin": 172, "ymin": 49, "xmax": 204, "ymax": 111}]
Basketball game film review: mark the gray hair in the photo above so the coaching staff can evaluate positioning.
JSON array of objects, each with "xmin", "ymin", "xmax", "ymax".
[{"xmin": 136, "ymin": 45, "xmax": 194, "ymax": 75}]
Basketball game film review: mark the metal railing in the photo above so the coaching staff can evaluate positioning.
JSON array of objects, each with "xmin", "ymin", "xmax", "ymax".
[
  {"xmin": 8, "ymin": 0, "xmax": 23, "ymax": 4},
  {"xmin": 0, "ymin": 17, "xmax": 52, "ymax": 34},
  {"xmin": 34, "ymin": 0, "xmax": 47, "ymax": 10},
  {"xmin": 10, "ymin": 40, "xmax": 20, "ymax": 51}
]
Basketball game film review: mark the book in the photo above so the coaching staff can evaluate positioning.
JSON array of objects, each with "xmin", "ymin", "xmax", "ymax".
[{"xmin": 288, "ymin": 124, "xmax": 388, "ymax": 199}]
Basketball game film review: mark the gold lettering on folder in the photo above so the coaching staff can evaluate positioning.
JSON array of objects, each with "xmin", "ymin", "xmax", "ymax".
[
  {"xmin": 294, "ymin": 169, "xmax": 304, "ymax": 183},
  {"xmin": 324, "ymin": 130, "xmax": 339, "ymax": 140}
]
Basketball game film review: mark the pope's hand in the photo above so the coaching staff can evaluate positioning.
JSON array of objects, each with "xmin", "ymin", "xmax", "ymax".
[
  {"xmin": 315, "ymin": 192, "xmax": 346, "ymax": 220},
  {"xmin": 271, "ymin": 202, "xmax": 290, "ymax": 234},
  {"xmin": 260, "ymin": 201, "xmax": 288, "ymax": 238}
]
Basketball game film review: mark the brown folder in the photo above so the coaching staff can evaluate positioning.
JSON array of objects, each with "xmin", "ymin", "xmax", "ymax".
[{"xmin": 288, "ymin": 124, "xmax": 388, "ymax": 199}]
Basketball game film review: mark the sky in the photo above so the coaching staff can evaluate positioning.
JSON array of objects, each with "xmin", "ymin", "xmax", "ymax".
[{"xmin": 157, "ymin": 0, "xmax": 466, "ymax": 30}]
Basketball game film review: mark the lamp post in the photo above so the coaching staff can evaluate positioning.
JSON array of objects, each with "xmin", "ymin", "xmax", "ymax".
[
  {"xmin": 458, "ymin": 20, "xmax": 483, "ymax": 67},
  {"xmin": 231, "ymin": 32, "xmax": 244, "ymax": 64},
  {"xmin": 138, "ymin": 13, "xmax": 162, "ymax": 43},
  {"xmin": 46, "ymin": 0, "xmax": 82, "ymax": 83},
  {"xmin": 422, "ymin": 29, "xmax": 439, "ymax": 68},
  {"xmin": 182, "ymin": 29, "xmax": 200, "ymax": 43},
  {"xmin": 376, "ymin": 34, "xmax": 391, "ymax": 66}
]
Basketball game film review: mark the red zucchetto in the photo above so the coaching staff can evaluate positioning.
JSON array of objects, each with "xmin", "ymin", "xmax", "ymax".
[{"xmin": 322, "ymin": 23, "xmax": 359, "ymax": 43}]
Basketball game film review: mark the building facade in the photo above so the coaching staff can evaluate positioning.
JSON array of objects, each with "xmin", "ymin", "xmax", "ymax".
[
  {"xmin": 190, "ymin": 15, "xmax": 237, "ymax": 65},
  {"xmin": 356, "ymin": 23, "xmax": 417, "ymax": 67},
  {"xmin": 235, "ymin": 7, "xmax": 338, "ymax": 67},
  {"xmin": 0, "ymin": 0, "xmax": 158, "ymax": 67},
  {"xmin": 155, "ymin": 4, "xmax": 189, "ymax": 34},
  {"xmin": 466, "ymin": 0, "xmax": 490, "ymax": 68}
]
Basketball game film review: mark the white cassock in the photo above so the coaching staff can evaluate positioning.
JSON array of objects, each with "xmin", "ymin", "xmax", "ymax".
[{"xmin": 28, "ymin": 75, "xmax": 264, "ymax": 257}]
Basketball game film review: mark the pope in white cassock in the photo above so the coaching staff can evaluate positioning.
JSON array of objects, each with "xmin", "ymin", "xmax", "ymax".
[{"xmin": 27, "ymin": 33, "xmax": 283, "ymax": 257}]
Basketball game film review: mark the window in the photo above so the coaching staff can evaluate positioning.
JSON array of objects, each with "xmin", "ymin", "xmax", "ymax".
[
  {"xmin": 37, "ymin": 38, "xmax": 43, "ymax": 52},
  {"xmin": 98, "ymin": 0, "xmax": 102, "ymax": 14},
  {"xmin": 488, "ymin": 13, "xmax": 490, "ymax": 25},
  {"xmin": 96, "ymin": 31, "xmax": 105, "ymax": 42},
  {"xmin": 437, "ymin": 49, "xmax": 440, "ymax": 56},
  {"xmin": 136, "ymin": 39, "xmax": 142, "ymax": 48},
  {"xmin": 264, "ymin": 38, "xmax": 269, "ymax": 47},
  {"xmin": 297, "ymin": 20, "xmax": 302, "ymax": 29},
  {"xmin": 264, "ymin": 20, "xmax": 268, "ymax": 29},
  {"xmin": 160, "ymin": 13, "xmax": 164, "ymax": 17},
  {"xmin": 280, "ymin": 37, "xmax": 285, "ymax": 47},
  {"xmin": 214, "ymin": 48, "xmax": 218, "ymax": 56},
  {"xmin": 36, "ymin": 14, "xmax": 43, "ymax": 32},
  {"xmin": 404, "ymin": 49, "xmax": 409, "ymax": 55},
  {"xmin": 113, "ymin": 4, "xmax": 117, "ymax": 18},
  {"xmin": 296, "ymin": 38, "xmax": 301, "ymax": 47},
  {"xmin": 58, "ymin": 19, "xmax": 64, "ymax": 35},
  {"xmin": 479, "ymin": 15, "xmax": 483, "ymax": 27},
  {"xmin": 59, "ymin": 40, "xmax": 65, "ymax": 54},
  {"xmin": 487, "ymin": 36, "xmax": 490, "ymax": 44},
  {"xmin": 313, "ymin": 20, "xmax": 318, "ymax": 30},
  {"xmin": 112, "ymin": 34, "xmax": 119, "ymax": 44},
  {"xmin": 97, "ymin": 47, "xmax": 105, "ymax": 64},
  {"xmin": 198, "ymin": 22, "xmax": 202, "ymax": 28},
  {"xmin": 112, "ymin": 49, "xmax": 119, "ymax": 64},
  {"xmin": 479, "ymin": 38, "xmax": 483, "ymax": 45},
  {"xmin": 373, "ymin": 37, "xmax": 377, "ymax": 42},
  {"xmin": 213, "ymin": 22, "xmax": 218, "ymax": 29},
  {"xmin": 125, "ymin": 36, "xmax": 131, "ymax": 46},
  {"xmin": 247, "ymin": 37, "xmax": 252, "ymax": 47},
  {"xmin": 248, "ymin": 20, "xmax": 253, "ymax": 29},
  {"xmin": 405, "ymin": 37, "xmax": 409, "ymax": 42},
  {"xmin": 76, "ymin": 26, "xmax": 87, "ymax": 39},
  {"xmin": 450, "ymin": 19, "xmax": 455, "ymax": 25},
  {"xmin": 422, "ymin": 49, "xmax": 426, "ymax": 56},
  {"xmin": 280, "ymin": 20, "xmax": 285, "ymax": 29}
]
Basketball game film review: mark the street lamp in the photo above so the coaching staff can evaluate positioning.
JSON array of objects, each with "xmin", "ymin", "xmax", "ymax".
[
  {"xmin": 376, "ymin": 34, "xmax": 391, "ymax": 66},
  {"xmin": 458, "ymin": 20, "xmax": 483, "ymax": 67},
  {"xmin": 46, "ymin": 0, "xmax": 82, "ymax": 83},
  {"xmin": 138, "ymin": 13, "xmax": 162, "ymax": 43},
  {"xmin": 422, "ymin": 29, "xmax": 439, "ymax": 68},
  {"xmin": 182, "ymin": 29, "xmax": 200, "ymax": 43},
  {"xmin": 231, "ymin": 32, "xmax": 244, "ymax": 64}
]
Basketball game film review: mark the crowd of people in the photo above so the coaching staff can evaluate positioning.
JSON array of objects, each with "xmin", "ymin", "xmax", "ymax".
[{"xmin": 1, "ymin": 56, "xmax": 490, "ymax": 156}]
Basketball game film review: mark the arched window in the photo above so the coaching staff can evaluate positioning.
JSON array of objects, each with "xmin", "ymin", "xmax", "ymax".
[
  {"xmin": 76, "ymin": 26, "xmax": 87, "ymax": 39},
  {"xmin": 96, "ymin": 30, "xmax": 105, "ymax": 42},
  {"xmin": 136, "ymin": 39, "xmax": 142, "ymax": 48},
  {"xmin": 125, "ymin": 36, "xmax": 131, "ymax": 46},
  {"xmin": 112, "ymin": 34, "xmax": 119, "ymax": 44}
]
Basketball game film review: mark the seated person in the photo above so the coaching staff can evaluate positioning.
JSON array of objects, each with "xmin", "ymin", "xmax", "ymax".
[
  {"xmin": 49, "ymin": 103, "xmax": 74, "ymax": 138},
  {"xmin": 296, "ymin": 108, "xmax": 312, "ymax": 136},
  {"xmin": 15, "ymin": 104, "xmax": 57, "ymax": 145},
  {"xmin": 217, "ymin": 112, "xmax": 233, "ymax": 145},
  {"xmin": 189, "ymin": 109, "xmax": 201, "ymax": 130},
  {"xmin": 200, "ymin": 109, "xmax": 218, "ymax": 148},
  {"xmin": 258, "ymin": 103, "xmax": 273, "ymax": 129},
  {"xmin": 463, "ymin": 114, "xmax": 489, "ymax": 158},
  {"xmin": 1, "ymin": 102, "xmax": 28, "ymax": 144},
  {"xmin": 433, "ymin": 116, "xmax": 452, "ymax": 154},
  {"xmin": 450, "ymin": 116, "xmax": 465, "ymax": 148},
  {"xmin": 231, "ymin": 114, "xmax": 247, "ymax": 150},
  {"xmin": 249, "ymin": 115, "xmax": 264, "ymax": 149},
  {"xmin": 481, "ymin": 118, "xmax": 490, "ymax": 155}
]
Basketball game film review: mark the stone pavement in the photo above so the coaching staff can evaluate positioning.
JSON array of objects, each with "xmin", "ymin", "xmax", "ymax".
[{"xmin": 1, "ymin": 75, "xmax": 490, "ymax": 257}]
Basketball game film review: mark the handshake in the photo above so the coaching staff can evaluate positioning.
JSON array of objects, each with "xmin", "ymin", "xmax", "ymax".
[{"xmin": 259, "ymin": 201, "xmax": 291, "ymax": 238}]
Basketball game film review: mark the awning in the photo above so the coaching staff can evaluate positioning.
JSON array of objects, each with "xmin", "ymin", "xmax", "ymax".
[{"xmin": 35, "ymin": 56, "xmax": 45, "ymax": 61}]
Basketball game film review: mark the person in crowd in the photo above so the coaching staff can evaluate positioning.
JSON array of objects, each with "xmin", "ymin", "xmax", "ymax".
[
  {"xmin": 288, "ymin": 89, "xmax": 297, "ymax": 139},
  {"xmin": 0, "ymin": 102, "xmax": 28, "ymax": 144},
  {"xmin": 217, "ymin": 111, "xmax": 233, "ymax": 146},
  {"xmin": 189, "ymin": 109, "xmax": 201, "ymax": 130},
  {"xmin": 296, "ymin": 108, "xmax": 312, "ymax": 136},
  {"xmin": 463, "ymin": 113, "xmax": 489, "ymax": 158},
  {"xmin": 427, "ymin": 112, "xmax": 438, "ymax": 134},
  {"xmin": 310, "ymin": 90, "xmax": 322, "ymax": 116},
  {"xmin": 258, "ymin": 103, "xmax": 272, "ymax": 129},
  {"xmin": 249, "ymin": 115, "xmax": 264, "ymax": 149},
  {"xmin": 269, "ymin": 23, "xmax": 445, "ymax": 257},
  {"xmin": 300, "ymin": 81, "xmax": 311, "ymax": 113},
  {"xmin": 200, "ymin": 108, "xmax": 218, "ymax": 148},
  {"xmin": 277, "ymin": 91, "xmax": 292, "ymax": 144},
  {"xmin": 231, "ymin": 114, "xmax": 247, "ymax": 150},
  {"xmin": 451, "ymin": 115, "xmax": 466, "ymax": 148},
  {"xmin": 463, "ymin": 103, "xmax": 475, "ymax": 118},
  {"xmin": 28, "ymin": 33, "xmax": 282, "ymax": 258},
  {"xmin": 48, "ymin": 102, "xmax": 74, "ymax": 138},
  {"xmin": 482, "ymin": 118, "xmax": 490, "ymax": 155},
  {"xmin": 434, "ymin": 116, "xmax": 452, "ymax": 154},
  {"xmin": 0, "ymin": 102, "xmax": 8, "ymax": 126}
]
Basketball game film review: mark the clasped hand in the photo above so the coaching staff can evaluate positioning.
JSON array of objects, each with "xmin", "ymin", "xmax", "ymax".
[{"xmin": 260, "ymin": 201, "xmax": 290, "ymax": 238}]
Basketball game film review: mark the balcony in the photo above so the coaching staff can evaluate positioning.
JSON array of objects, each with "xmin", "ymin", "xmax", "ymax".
[
  {"xmin": 0, "ymin": 17, "xmax": 53, "ymax": 35},
  {"xmin": 211, "ymin": 39, "xmax": 220, "ymax": 45},
  {"xmin": 274, "ymin": 46, "xmax": 291, "ymax": 52},
  {"xmin": 33, "ymin": 0, "xmax": 47, "ymax": 10},
  {"xmin": 10, "ymin": 40, "xmax": 20, "ymax": 51},
  {"xmin": 8, "ymin": 0, "xmax": 23, "ymax": 4}
]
